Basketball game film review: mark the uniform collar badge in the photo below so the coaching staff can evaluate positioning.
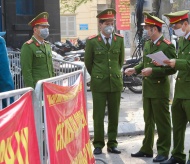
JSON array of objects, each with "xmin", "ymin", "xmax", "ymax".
[{"xmin": 35, "ymin": 42, "xmax": 40, "ymax": 47}]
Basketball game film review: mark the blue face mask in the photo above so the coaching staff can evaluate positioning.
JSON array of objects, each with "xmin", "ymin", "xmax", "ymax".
[
  {"xmin": 104, "ymin": 26, "xmax": 114, "ymax": 35},
  {"xmin": 143, "ymin": 30, "xmax": 148, "ymax": 37},
  {"xmin": 39, "ymin": 28, "xmax": 49, "ymax": 39}
]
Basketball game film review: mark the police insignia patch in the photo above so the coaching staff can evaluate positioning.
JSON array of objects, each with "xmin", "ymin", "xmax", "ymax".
[
  {"xmin": 88, "ymin": 35, "xmax": 97, "ymax": 40},
  {"xmin": 26, "ymin": 39, "xmax": 33, "ymax": 44},
  {"xmin": 163, "ymin": 39, "xmax": 171, "ymax": 44},
  {"xmin": 108, "ymin": 11, "xmax": 112, "ymax": 15},
  {"xmin": 35, "ymin": 42, "xmax": 40, "ymax": 47},
  {"xmin": 156, "ymin": 41, "xmax": 161, "ymax": 46},
  {"xmin": 115, "ymin": 33, "xmax": 124, "ymax": 38}
]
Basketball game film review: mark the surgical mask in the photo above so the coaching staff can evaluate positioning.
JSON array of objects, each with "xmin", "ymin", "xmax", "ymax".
[
  {"xmin": 103, "ymin": 26, "xmax": 114, "ymax": 35},
  {"xmin": 142, "ymin": 30, "xmax": 149, "ymax": 38},
  {"xmin": 143, "ymin": 28, "xmax": 155, "ymax": 39},
  {"xmin": 173, "ymin": 27, "xmax": 186, "ymax": 37},
  {"xmin": 39, "ymin": 28, "xmax": 49, "ymax": 39}
]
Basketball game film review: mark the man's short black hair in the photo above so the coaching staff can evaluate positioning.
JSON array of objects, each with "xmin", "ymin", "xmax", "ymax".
[
  {"xmin": 99, "ymin": 19, "xmax": 115, "ymax": 24},
  {"xmin": 150, "ymin": 25, "xmax": 162, "ymax": 32},
  {"xmin": 178, "ymin": 18, "xmax": 189, "ymax": 24},
  {"xmin": 99, "ymin": 19, "xmax": 107, "ymax": 24}
]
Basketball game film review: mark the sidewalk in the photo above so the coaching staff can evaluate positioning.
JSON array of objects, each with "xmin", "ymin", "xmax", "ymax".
[
  {"xmin": 87, "ymin": 88, "xmax": 144, "ymax": 138},
  {"xmin": 87, "ymin": 89, "xmax": 190, "ymax": 164}
]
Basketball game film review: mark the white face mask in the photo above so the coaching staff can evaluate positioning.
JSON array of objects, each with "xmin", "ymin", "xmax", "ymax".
[
  {"xmin": 103, "ymin": 26, "xmax": 114, "ymax": 35},
  {"xmin": 173, "ymin": 27, "xmax": 186, "ymax": 37}
]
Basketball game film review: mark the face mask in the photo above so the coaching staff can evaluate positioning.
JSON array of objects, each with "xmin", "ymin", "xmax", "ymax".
[
  {"xmin": 173, "ymin": 27, "xmax": 186, "ymax": 37},
  {"xmin": 39, "ymin": 28, "xmax": 49, "ymax": 39},
  {"xmin": 142, "ymin": 29, "xmax": 155, "ymax": 39},
  {"xmin": 142, "ymin": 29, "xmax": 149, "ymax": 38},
  {"xmin": 103, "ymin": 26, "xmax": 114, "ymax": 35}
]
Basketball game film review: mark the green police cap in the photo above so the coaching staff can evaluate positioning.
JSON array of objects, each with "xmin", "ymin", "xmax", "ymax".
[
  {"xmin": 28, "ymin": 12, "xmax": 50, "ymax": 27},
  {"xmin": 164, "ymin": 10, "xmax": 189, "ymax": 24},
  {"xmin": 141, "ymin": 12, "xmax": 164, "ymax": 27},
  {"xmin": 96, "ymin": 8, "xmax": 116, "ymax": 20}
]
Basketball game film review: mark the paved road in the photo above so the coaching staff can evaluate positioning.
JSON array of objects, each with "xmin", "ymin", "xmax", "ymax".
[
  {"xmin": 87, "ymin": 89, "xmax": 190, "ymax": 164},
  {"xmin": 87, "ymin": 89, "xmax": 144, "ymax": 137}
]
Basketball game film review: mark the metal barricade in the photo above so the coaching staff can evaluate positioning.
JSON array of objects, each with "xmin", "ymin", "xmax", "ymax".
[
  {"xmin": 7, "ymin": 51, "xmax": 24, "ymax": 89},
  {"xmin": 0, "ymin": 87, "xmax": 33, "ymax": 110},
  {"xmin": 52, "ymin": 57, "xmax": 88, "ymax": 103},
  {"xmin": 7, "ymin": 51, "xmax": 88, "ymax": 91},
  {"xmin": 35, "ymin": 70, "xmax": 83, "ymax": 164}
]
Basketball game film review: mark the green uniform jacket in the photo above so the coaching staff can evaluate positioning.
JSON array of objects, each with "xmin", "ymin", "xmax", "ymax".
[
  {"xmin": 84, "ymin": 33, "xmax": 124, "ymax": 92},
  {"xmin": 21, "ymin": 36, "xmax": 54, "ymax": 88},
  {"xmin": 135, "ymin": 36, "xmax": 176, "ymax": 98},
  {"xmin": 174, "ymin": 36, "xmax": 190, "ymax": 99}
]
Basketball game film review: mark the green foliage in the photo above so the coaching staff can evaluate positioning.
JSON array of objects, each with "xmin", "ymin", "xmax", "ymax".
[
  {"xmin": 60, "ymin": 0, "xmax": 91, "ymax": 14},
  {"xmin": 172, "ymin": 0, "xmax": 186, "ymax": 11}
]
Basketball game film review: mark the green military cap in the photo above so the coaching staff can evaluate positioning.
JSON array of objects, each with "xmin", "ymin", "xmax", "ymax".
[
  {"xmin": 28, "ymin": 12, "xmax": 50, "ymax": 27},
  {"xmin": 96, "ymin": 8, "xmax": 116, "ymax": 20},
  {"xmin": 141, "ymin": 12, "xmax": 164, "ymax": 27},
  {"xmin": 164, "ymin": 10, "xmax": 189, "ymax": 24}
]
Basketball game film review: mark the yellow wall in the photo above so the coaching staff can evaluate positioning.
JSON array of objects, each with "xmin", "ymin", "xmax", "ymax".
[{"xmin": 61, "ymin": 0, "xmax": 111, "ymax": 41}]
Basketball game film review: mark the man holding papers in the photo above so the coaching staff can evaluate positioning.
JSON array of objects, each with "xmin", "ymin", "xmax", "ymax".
[
  {"xmin": 125, "ymin": 12, "xmax": 176, "ymax": 163},
  {"xmin": 161, "ymin": 10, "xmax": 190, "ymax": 164}
]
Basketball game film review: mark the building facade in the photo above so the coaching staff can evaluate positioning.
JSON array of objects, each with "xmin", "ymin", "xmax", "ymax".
[
  {"xmin": 60, "ymin": 0, "xmax": 111, "ymax": 42},
  {"xmin": 0, "ymin": 0, "xmax": 60, "ymax": 48}
]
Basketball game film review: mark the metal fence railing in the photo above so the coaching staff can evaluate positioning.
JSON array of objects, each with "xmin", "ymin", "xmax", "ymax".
[
  {"xmin": 0, "ymin": 87, "xmax": 33, "ymax": 110},
  {"xmin": 0, "ymin": 71, "xmax": 107, "ymax": 164},
  {"xmin": 34, "ymin": 70, "xmax": 83, "ymax": 163},
  {"xmin": 8, "ymin": 51, "xmax": 23, "ymax": 89},
  {"xmin": 7, "ymin": 51, "xmax": 87, "ymax": 90}
]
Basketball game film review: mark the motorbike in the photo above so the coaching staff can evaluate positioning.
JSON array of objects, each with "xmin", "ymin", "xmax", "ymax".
[
  {"xmin": 64, "ymin": 49, "xmax": 85, "ymax": 61},
  {"xmin": 122, "ymin": 57, "xmax": 143, "ymax": 94},
  {"xmin": 53, "ymin": 41, "xmax": 73, "ymax": 56},
  {"xmin": 53, "ymin": 39, "xmax": 86, "ymax": 57}
]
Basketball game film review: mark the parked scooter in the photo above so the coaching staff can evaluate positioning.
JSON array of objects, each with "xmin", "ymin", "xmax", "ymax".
[
  {"xmin": 65, "ymin": 39, "xmax": 86, "ymax": 50},
  {"xmin": 53, "ymin": 41, "xmax": 72, "ymax": 56},
  {"xmin": 122, "ymin": 57, "xmax": 143, "ymax": 94}
]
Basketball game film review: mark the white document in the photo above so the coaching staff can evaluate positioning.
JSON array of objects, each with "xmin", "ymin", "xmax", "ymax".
[{"xmin": 147, "ymin": 51, "xmax": 169, "ymax": 66}]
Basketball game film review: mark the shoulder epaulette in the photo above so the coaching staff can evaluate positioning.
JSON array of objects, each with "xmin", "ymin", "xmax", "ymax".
[
  {"xmin": 163, "ymin": 38, "xmax": 171, "ymax": 45},
  {"xmin": 44, "ymin": 40, "xmax": 50, "ymax": 44},
  {"xmin": 115, "ymin": 33, "xmax": 124, "ymax": 38},
  {"xmin": 26, "ymin": 39, "xmax": 33, "ymax": 44},
  {"xmin": 88, "ymin": 35, "xmax": 97, "ymax": 40}
]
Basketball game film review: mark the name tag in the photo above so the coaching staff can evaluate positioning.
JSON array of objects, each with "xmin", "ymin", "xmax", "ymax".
[
  {"xmin": 36, "ymin": 50, "xmax": 42, "ymax": 53},
  {"xmin": 96, "ymin": 47, "xmax": 103, "ymax": 50}
]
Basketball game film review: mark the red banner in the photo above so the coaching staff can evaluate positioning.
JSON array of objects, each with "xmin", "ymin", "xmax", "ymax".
[
  {"xmin": 0, "ymin": 91, "xmax": 40, "ymax": 164},
  {"xmin": 43, "ymin": 74, "xmax": 95, "ymax": 164},
  {"xmin": 116, "ymin": 0, "xmax": 130, "ymax": 30}
]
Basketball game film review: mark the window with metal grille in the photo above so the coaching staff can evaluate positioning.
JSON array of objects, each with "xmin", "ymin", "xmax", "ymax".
[
  {"xmin": 16, "ymin": 0, "xmax": 34, "ymax": 15},
  {"xmin": 60, "ymin": 15, "xmax": 76, "ymax": 37}
]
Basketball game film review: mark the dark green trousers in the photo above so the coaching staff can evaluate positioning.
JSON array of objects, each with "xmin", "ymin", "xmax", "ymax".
[
  {"xmin": 92, "ymin": 91, "xmax": 121, "ymax": 148},
  {"xmin": 171, "ymin": 98, "xmax": 190, "ymax": 163},
  {"xmin": 140, "ymin": 97, "xmax": 171, "ymax": 156}
]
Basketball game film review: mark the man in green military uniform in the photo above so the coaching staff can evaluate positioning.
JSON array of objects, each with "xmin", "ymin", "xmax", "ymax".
[
  {"xmin": 84, "ymin": 8, "xmax": 124, "ymax": 155},
  {"xmin": 125, "ymin": 12, "xmax": 176, "ymax": 162},
  {"xmin": 21, "ymin": 12, "xmax": 54, "ymax": 88},
  {"xmin": 160, "ymin": 10, "xmax": 190, "ymax": 164}
]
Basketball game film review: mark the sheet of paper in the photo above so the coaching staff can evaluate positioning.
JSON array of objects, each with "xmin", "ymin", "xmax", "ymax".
[{"xmin": 147, "ymin": 51, "xmax": 169, "ymax": 66}]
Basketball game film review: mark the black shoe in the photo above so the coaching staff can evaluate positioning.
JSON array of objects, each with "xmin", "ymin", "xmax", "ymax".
[
  {"xmin": 186, "ymin": 160, "xmax": 190, "ymax": 164},
  {"xmin": 93, "ymin": 147, "xmax": 102, "ymax": 155},
  {"xmin": 107, "ymin": 147, "xmax": 121, "ymax": 154},
  {"xmin": 153, "ymin": 154, "xmax": 168, "ymax": 162},
  {"xmin": 131, "ymin": 151, "xmax": 153, "ymax": 158},
  {"xmin": 160, "ymin": 156, "xmax": 185, "ymax": 164}
]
